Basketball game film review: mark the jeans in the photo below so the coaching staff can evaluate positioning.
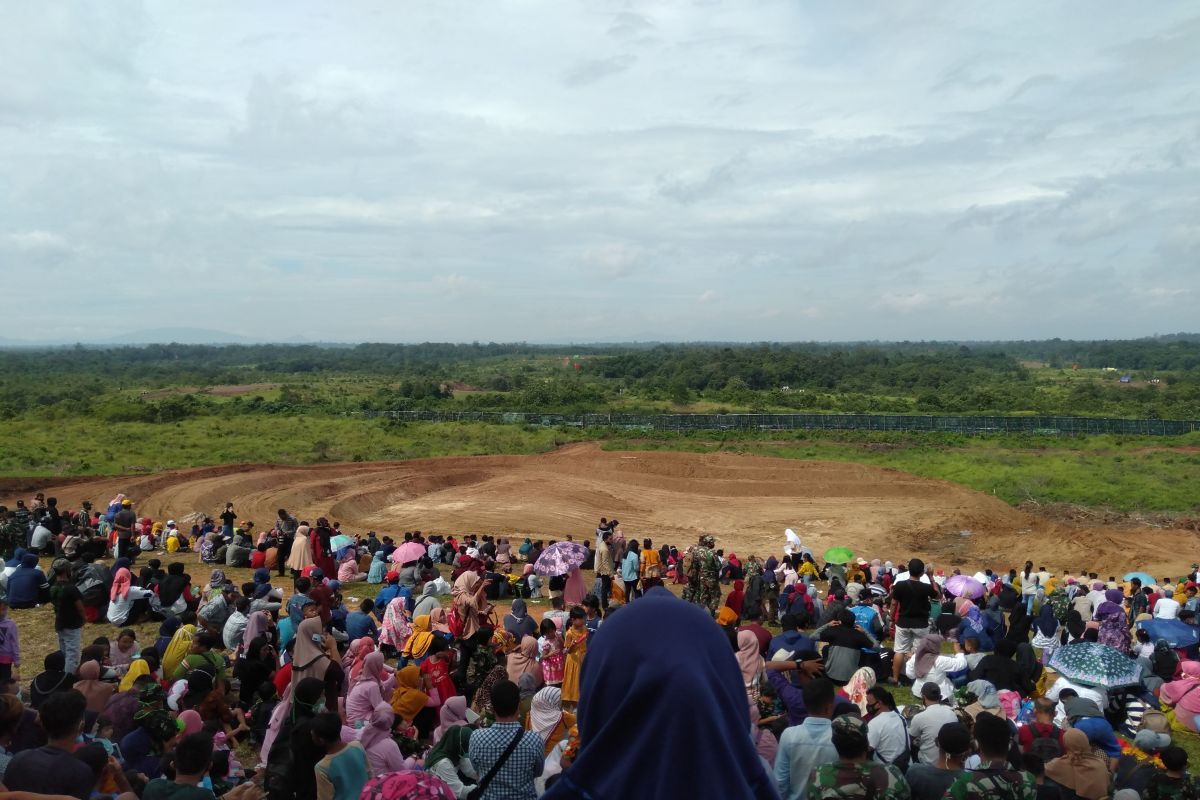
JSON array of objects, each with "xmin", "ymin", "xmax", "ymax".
[
  {"xmin": 58, "ymin": 627, "xmax": 82, "ymax": 674},
  {"xmin": 624, "ymin": 580, "xmax": 639, "ymax": 602},
  {"xmin": 1025, "ymin": 594, "xmax": 1036, "ymax": 614}
]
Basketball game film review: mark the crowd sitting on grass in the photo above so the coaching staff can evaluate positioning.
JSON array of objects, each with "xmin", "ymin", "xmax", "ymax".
[{"xmin": 0, "ymin": 497, "xmax": 1199, "ymax": 799}]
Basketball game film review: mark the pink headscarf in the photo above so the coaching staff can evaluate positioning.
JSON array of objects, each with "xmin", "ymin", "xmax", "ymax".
[
  {"xmin": 110, "ymin": 568, "xmax": 131, "ymax": 602},
  {"xmin": 1162, "ymin": 661, "xmax": 1200, "ymax": 715},
  {"xmin": 347, "ymin": 638, "xmax": 377, "ymax": 684},
  {"xmin": 735, "ymin": 630, "xmax": 763, "ymax": 688},
  {"xmin": 749, "ymin": 704, "xmax": 778, "ymax": 766},
  {"xmin": 433, "ymin": 696, "xmax": 472, "ymax": 743},
  {"xmin": 179, "ymin": 709, "xmax": 203, "ymax": 736},
  {"xmin": 379, "ymin": 597, "xmax": 411, "ymax": 650},
  {"xmin": 357, "ymin": 702, "xmax": 407, "ymax": 775}
]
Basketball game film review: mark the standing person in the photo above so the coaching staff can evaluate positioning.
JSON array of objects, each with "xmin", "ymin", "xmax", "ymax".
[
  {"xmin": 113, "ymin": 497, "xmax": 137, "ymax": 561},
  {"xmin": 466, "ymin": 679, "xmax": 544, "ymax": 800},
  {"xmin": 621, "ymin": 539, "xmax": 641, "ymax": 602},
  {"xmin": 681, "ymin": 534, "xmax": 721, "ymax": 617},
  {"xmin": 560, "ymin": 607, "xmax": 588, "ymax": 709},
  {"xmin": 775, "ymin": 677, "xmax": 839, "ymax": 800},
  {"xmin": 50, "ymin": 561, "xmax": 85, "ymax": 673},
  {"xmin": 275, "ymin": 508, "xmax": 298, "ymax": 578},
  {"xmin": 219, "ymin": 503, "xmax": 237, "ymax": 539},
  {"xmin": 593, "ymin": 530, "xmax": 615, "ymax": 610},
  {"xmin": 890, "ymin": 558, "xmax": 938, "ymax": 685}
]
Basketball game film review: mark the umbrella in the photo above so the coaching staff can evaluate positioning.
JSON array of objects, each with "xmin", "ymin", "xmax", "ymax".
[
  {"xmin": 1136, "ymin": 618, "xmax": 1200, "ymax": 649},
  {"xmin": 533, "ymin": 541, "xmax": 589, "ymax": 576},
  {"xmin": 1123, "ymin": 572, "xmax": 1156, "ymax": 586},
  {"xmin": 1047, "ymin": 642, "xmax": 1142, "ymax": 690},
  {"xmin": 329, "ymin": 534, "xmax": 355, "ymax": 552},
  {"xmin": 391, "ymin": 541, "xmax": 426, "ymax": 564},
  {"xmin": 945, "ymin": 575, "xmax": 985, "ymax": 599},
  {"xmin": 823, "ymin": 546, "xmax": 854, "ymax": 565},
  {"xmin": 785, "ymin": 528, "xmax": 802, "ymax": 546}
]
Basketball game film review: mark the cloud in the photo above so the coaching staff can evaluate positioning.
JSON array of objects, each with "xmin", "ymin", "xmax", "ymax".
[
  {"xmin": 698, "ymin": 289, "xmax": 718, "ymax": 304},
  {"xmin": 564, "ymin": 55, "xmax": 637, "ymax": 87}
]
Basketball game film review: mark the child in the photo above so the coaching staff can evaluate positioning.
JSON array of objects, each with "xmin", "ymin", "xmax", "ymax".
[
  {"xmin": 109, "ymin": 629, "xmax": 139, "ymax": 673},
  {"xmin": 0, "ymin": 601, "xmax": 20, "ymax": 684},
  {"xmin": 561, "ymin": 607, "xmax": 588, "ymax": 708},
  {"xmin": 248, "ymin": 681, "xmax": 279, "ymax": 745},
  {"xmin": 538, "ymin": 618, "xmax": 564, "ymax": 689},
  {"xmin": 50, "ymin": 562, "xmax": 85, "ymax": 673},
  {"xmin": 1146, "ymin": 746, "xmax": 1198, "ymax": 799},
  {"xmin": 312, "ymin": 712, "xmax": 370, "ymax": 800},
  {"xmin": 1134, "ymin": 628, "xmax": 1155, "ymax": 660}
]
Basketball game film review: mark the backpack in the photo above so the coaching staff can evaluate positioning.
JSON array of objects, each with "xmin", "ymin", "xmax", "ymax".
[
  {"xmin": 445, "ymin": 606, "xmax": 465, "ymax": 639},
  {"xmin": 1028, "ymin": 723, "xmax": 1062, "ymax": 761}
]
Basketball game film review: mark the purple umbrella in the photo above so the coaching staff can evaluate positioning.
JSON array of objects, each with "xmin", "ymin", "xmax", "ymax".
[
  {"xmin": 534, "ymin": 541, "xmax": 589, "ymax": 576},
  {"xmin": 391, "ymin": 541, "xmax": 427, "ymax": 564},
  {"xmin": 945, "ymin": 574, "xmax": 984, "ymax": 599}
]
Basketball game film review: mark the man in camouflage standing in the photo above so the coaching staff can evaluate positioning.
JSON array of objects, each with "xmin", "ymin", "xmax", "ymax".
[{"xmin": 682, "ymin": 534, "xmax": 721, "ymax": 617}]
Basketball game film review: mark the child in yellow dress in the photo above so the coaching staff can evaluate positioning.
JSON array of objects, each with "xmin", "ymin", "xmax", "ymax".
[{"xmin": 561, "ymin": 607, "xmax": 588, "ymax": 708}]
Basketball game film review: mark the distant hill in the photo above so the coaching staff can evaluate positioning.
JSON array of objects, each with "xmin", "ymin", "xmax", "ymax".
[{"xmin": 97, "ymin": 327, "xmax": 253, "ymax": 345}]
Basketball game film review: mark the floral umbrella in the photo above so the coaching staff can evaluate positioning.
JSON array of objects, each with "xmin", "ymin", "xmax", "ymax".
[
  {"xmin": 1047, "ymin": 641, "xmax": 1142, "ymax": 689},
  {"xmin": 533, "ymin": 541, "xmax": 589, "ymax": 576}
]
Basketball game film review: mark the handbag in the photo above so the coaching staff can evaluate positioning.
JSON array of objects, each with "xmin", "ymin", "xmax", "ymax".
[{"xmin": 467, "ymin": 726, "xmax": 525, "ymax": 800}]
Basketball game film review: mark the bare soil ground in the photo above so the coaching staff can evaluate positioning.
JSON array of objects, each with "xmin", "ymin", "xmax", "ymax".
[{"xmin": 10, "ymin": 443, "xmax": 1199, "ymax": 577}]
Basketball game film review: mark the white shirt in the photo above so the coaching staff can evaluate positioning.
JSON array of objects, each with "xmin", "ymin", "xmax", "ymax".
[
  {"xmin": 106, "ymin": 586, "xmax": 153, "ymax": 625},
  {"xmin": 868, "ymin": 710, "xmax": 908, "ymax": 764},
  {"xmin": 908, "ymin": 704, "xmax": 959, "ymax": 764},
  {"xmin": 906, "ymin": 652, "xmax": 968, "ymax": 705},
  {"xmin": 1154, "ymin": 598, "xmax": 1181, "ymax": 620},
  {"xmin": 1046, "ymin": 677, "xmax": 1106, "ymax": 727},
  {"xmin": 429, "ymin": 755, "xmax": 477, "ymax": 799},
  {"xmin": 30, "ymin": 525, "xmax": 53, "ymax": 550}
]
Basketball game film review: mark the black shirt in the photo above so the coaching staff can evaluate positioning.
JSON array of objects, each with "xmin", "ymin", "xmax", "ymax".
[
  {"xmin": 51, "ymin": 583, "xmax": 84, "ymax": 630},
  {"xmin": 892, "ymin": 579, "xmax": 937, "ymax": 629},
  {"xmin": 114, "ymin": 508, "xmax": 137, "ymax": 532},
  {"xmin": 220, "ymin": 510, "xmax": 237, "ymax": 526},
  {"xmin": 3, "ymin": 745, "xmax": 97, "ymax": 798},
  {"xmin": 969, "ymin": 654, "xmax": 1027, "ymax": 694}
]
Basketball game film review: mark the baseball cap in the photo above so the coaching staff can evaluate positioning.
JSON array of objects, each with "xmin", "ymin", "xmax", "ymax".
[{"xmin": 1134, "ymin": 729, "xmax": 1172, "ymax": 752}]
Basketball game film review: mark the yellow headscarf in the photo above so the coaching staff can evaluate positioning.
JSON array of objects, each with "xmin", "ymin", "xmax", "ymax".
[
  {"xmin": 119, "ymin": 658, "xmax": 152, "ymax": 692},
  {"xmin": 401, "ymin": 615, "xmax": 435, "ymax": 661},
  {"xmin": 716, "ymin": 607, "xmax": 738, "ymax": 627},
  {"xmin": 162, "ymin": 624, "xmax": 196, "ymax": 677},
  {"xmin": 389, "ymin": 665, "xmax": 428, "ymax": 722}
]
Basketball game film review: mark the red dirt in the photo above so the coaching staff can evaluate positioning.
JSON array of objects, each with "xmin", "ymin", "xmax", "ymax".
[{"xmin": 5, "ymin": 444, "xmax": 1197, "ymax": 576}]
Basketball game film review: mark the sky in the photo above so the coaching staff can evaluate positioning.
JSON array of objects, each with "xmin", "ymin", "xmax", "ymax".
[{"xmin": 2, "ymin": 2, "xmax": 1198, "ymax": 344}]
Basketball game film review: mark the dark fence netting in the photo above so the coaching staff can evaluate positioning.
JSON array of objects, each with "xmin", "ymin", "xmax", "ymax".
[{"xmin": 350, "ymin": 410, "xmax": 1200, "ymax": 436}]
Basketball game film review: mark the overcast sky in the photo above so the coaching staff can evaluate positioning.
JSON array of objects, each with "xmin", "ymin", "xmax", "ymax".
[{"xmin": 2, "ymin": 3, "xmax": 1198, "ymax": 344}]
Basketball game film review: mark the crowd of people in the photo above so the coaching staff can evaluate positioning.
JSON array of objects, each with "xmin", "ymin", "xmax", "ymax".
[{"xmin": 0, "ymin": 496, "xmax": 1198, "ymax": 799}]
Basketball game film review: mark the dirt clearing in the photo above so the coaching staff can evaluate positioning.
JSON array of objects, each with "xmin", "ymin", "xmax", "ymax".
[{"xmin": 10, "ymin": 444, "xmax": 1198, "ymax": 576}]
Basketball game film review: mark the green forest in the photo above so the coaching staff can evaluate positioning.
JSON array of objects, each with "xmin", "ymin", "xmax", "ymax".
[{"xmin": 2, "ymin": 338, "xmax": 1199, "ymax": 423}]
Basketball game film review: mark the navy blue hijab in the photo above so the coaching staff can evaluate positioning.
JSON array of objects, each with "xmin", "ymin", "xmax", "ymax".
[{"xmin": 542, "ymin": 587, "xmax": 779, "ymax": 800}]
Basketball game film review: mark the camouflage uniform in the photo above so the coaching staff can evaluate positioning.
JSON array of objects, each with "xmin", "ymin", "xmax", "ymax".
[
  {"xmin": 1145, "ymin": 772, "xmax": 1200, "ymax": 800},
  {"xmin": 808, "ymin": 761, "xmax": 910, "ymax": 799},
  {"xmin": 0, "ymin": 517, "xmax": 22, "ymax": 561},
  {"xmin": 943, "ymin": 767, "xmax": 1037, "ymax": 800},
  {"xmin": 681, "ymin": 535, "xmax": 720, "ymax": 617}
]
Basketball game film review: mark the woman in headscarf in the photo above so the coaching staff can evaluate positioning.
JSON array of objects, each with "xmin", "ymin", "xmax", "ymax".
[
  {"xmin": 119, "ymin": 657, "xmax": 152, "ymax": 693},
  {"xmin": 379, "ymin": 595, "xmax": 412, "ymax": 653},
  {"xmin": 1094, "ymin": 589, "xmax": 1132, "ymax": 653},
  {"xmin": 735, "ymin": 630, "xmax": 764, "ymax": 702},
  {"xmin": 724, "ymin": 579, "xmax": 746, "ymax": 618},
  {"xmin": 74, "ymin": 659, "xmax": 116, "ymax": 716},
  {"xmin": 1160, "ymin": 660, "xmax": 1200, "ymax": 731},
  {"xmin": 29, "ymin": 651, "xmax": 73, "ymax": 709},
  {"xmin": 433, "ymin": 695, "xmax": 478, "ymax": 744},
  {"xmin": 162, "ymin": 622, "xmax": 196, "ymax": 677},
  {"xmin": 263, "ymin": 676, "xmax": 327, "ymax": 800},
  {"xmin": 312, "ymin": 517, "xmax": 336, "ymax": 577},
  {"xmin": 425, "ymin": 725, "xmax": 478, "ymax": 798},
  {"xmin": 451, "ymin": 567, "xmax": 490, "ymax": 640},
  {"xmin": 291, "ymin": 616, "xmax": 343, "ymax": 711},
  {"xmin": 907, "ymin": 632, "xmax": 966, "ymax": 702},
  {"xmin": 343, "ymin": 637, "xmax": 376, "ymax": 684},
  {"xmin": 563, "ymin": 566, "xmax": 586, "ymax": 606},
  {"xmin": 1043, "ymin": 728, "xmax": 1112, "ymax": 799},
  {"xmin": 845, "ymin": 666, "xmax": 877, "ymax": 716},
  {"xmin": 430, "ymin": 606, "xmax": 453, "ymax": 636},
  {"xmin": 389, "ymin": 664, "xmax": 431, "ymax": 737},
  {"xmin": 357, "ymin": 702, "xmax": 409, "ymax": 775},
  {"xmin": 526, "ymin": 686, "xmax": 575, "ymax": 758},
  {"xmin": 507, "ymin": 635, "xmax": 544, "ymax": 690},
  {"xmin": 504, "ymin": 598, "xmax": 538, "ymax": 641},
  {"xmin": 336, "ymin": 548, "xmax": 366, "ymax": 583},
  {"xmin": 401, "ymin": 615, "xmax": 436, "ymax": 668},
  {"xmin": 346, "ymin": 650, "xmax": 395, "ymax": 724},
  {"xmin": 286, "ymin": 524, "xmax": 315, "ymax": 573},
  {"xmin": 199, "ymin": 532, "xmax": 220, "ymax": 563},
  {"xmin": 235, "ymin": 636, "xmax": 277, "ymax": 713},
  {"xmin": 366, "ymin": 550, "xmax": 387, "ymax": 584},
  {"xmin": 1031, "ymin": 602, "xmax": 1061, "ymax": 664},
  {"xmin": 541, "ymin": 587, "xmax": 777, "ymax": 800},
  {"xmin": 955, "ymin": 597, "xmax": 994, "ymax": 652},
  {"xmin": 240, "ymin": 610, "xmax": 272, "ymax": 655},
  {"xmin": 153, "ymin": 562, "xmax": 192, "ymax": 616},
  {"xmin": 153, "ymin": 616, "xmax": 182, "ymax": 659},
  {"xmin": 413, "ymin": 581, "xmax": 440, "ymax": 619},
  {"xmin": 1005, "ymin": 601, "xmax": 1034, "ymax": 645},
  {"xmin": 495, "ymin": 538, "xmax": 512, "ymax": 573}
]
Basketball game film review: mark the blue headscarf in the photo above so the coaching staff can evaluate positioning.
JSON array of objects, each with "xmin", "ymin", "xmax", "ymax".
[
  {"xmin": 5, "ymin": 548, "xmax": 26, "ymax": 569},
  {"xmin": 253, "ymin": 567, "xmax": 271, "ymax": 585},
  {"xmin": 542, "ymin": 587, "xmax": 778, "ymax": 800}
]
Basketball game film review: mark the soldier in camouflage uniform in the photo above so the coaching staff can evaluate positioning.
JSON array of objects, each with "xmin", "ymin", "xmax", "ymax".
[
  {"xmin": 943, "ymin": 714, "xmax": 1036, "ymax": 800},
  {"xmin": 1143, "ymin": 745, "xmax": 1200, "ymax": 800},
  {"xmin": 0, "ymin": 506, "xmax": 22, "ymax": 561},
  {"xmin": 808, "ymin": 715, "xmax": 910, "ymax": 799},
  {"xmin": 681, "ymin": 534, "xmax": 720, "ymax": 617}
]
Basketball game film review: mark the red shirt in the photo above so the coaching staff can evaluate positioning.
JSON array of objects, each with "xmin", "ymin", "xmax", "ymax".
[
  {"xmin": 420, "ymin": 656, "xmax": 457, "ymax": 703},
  {"xmin": 251, "ymin": 551, "xmax": 266, "ymax": 569},
  {"xmin": 1018, "ymin": 722, "xmax": 1063, "ymax": 753},
  {"xmin": 273, "ymin": 662, "xmax": 292, "ymax": 697}
]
